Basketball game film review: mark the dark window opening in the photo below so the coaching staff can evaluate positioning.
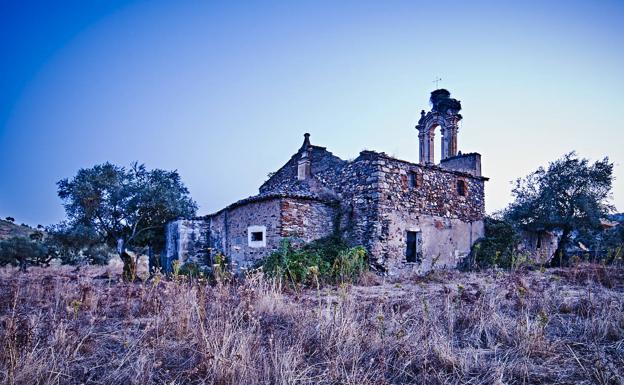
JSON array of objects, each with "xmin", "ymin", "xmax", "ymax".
[
  {"xmin": 408, "ymin": 171, "xmax": 418, "ymax": 189},
  {"xmin": 536, "ymin": 235, "xmax": 542, "ymax": 249},
  {"xmin": 251, "ymin": 232, "xmax": 264, "ymax": 242},
  {"xmin": 406, "ymin": 231, "xmax": 423, "ymax": 263},
  {"xmin": 457, "ymin": 180, "xmax": 467, "ymax": 196}
]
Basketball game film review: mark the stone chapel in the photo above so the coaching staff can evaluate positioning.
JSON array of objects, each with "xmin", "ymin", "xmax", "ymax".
[{"xmin": 164, "ymin": 89, "xmax": 487, "ymax": 275}]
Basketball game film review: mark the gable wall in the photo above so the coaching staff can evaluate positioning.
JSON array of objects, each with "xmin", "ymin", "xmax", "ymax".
[{"xmin": 259, "ymin": 146, "xmax": 346, "ymax": 195}]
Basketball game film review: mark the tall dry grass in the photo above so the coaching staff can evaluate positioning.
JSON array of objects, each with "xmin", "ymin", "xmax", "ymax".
[{"xmin": 0, "ymin": 264, "xmax": 622, "ymax": 384}]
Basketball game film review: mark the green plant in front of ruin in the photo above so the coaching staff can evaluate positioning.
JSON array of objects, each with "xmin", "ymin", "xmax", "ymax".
[
  {"xmin": 211, "ymin": 253, "xmax": 232, "ymax": 283},
  {"xmin": 261, "ymin": 235, "xmax": 367, "ymax": 287},
  {"xmin": 466, "ymin": 216, "xmax": 521, "ymax": 269}
]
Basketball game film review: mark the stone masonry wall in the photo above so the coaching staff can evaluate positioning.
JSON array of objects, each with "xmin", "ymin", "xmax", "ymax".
[
  {"xmin": 259, "ymin": 146, "xmax": 346, "ymax": 196},
  {"xmin": 208, "ymin": 198, "xmax": 283, "ymax": 270},
  {"xmin": 375, "ymin": 154, "xmax": 485, "ymax": 222},
  {"xmin": 163, "ymin": 219, "xmax": 210, "ymax": 271},
  {"xmin": 369, "ymin": 153, "xmax": 486, "ymax": 274},
  {"xmin": 280, "ymin": 198, "xmax": 337, "ymax": 243},
  {"xmin": 205, "ymin": 196, "xmax": 337, "ymax": 270}
]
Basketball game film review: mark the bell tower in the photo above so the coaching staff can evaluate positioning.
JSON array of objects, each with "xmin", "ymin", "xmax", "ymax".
[{"xmin": 415, "ymin": 89, "xmax": 462, "ymax": 164}]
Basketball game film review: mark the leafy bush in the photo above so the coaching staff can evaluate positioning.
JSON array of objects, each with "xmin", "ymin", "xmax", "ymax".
[
  {"xmin": 261, "ymin": 236, "xmax": 367, "ymax": 286},
  {"xmin": 45, "ymin": 223, "xmax": 112, "ymax": 265},
  {"xmin": 595, "ymin": 225, "xmax": 624, "ymax": 265},
  {"xmin": 466, "ymin": 217, "xmax": 521, "ymax": 269},
  {"xmin": 0, "ymin": 236, "xmax": 51, "ymax": 271}
]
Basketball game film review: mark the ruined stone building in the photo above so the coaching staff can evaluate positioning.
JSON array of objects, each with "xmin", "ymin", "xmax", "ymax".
[{"xmin": 164, "ymin": 90, "xmax": 487, "ymax": 275}]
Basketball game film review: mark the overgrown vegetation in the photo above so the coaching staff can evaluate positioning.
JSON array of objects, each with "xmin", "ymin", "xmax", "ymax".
[
  {"xmin": 261, "ymin": 236, "xmax": 367, "ymax": 286},
  {"xmin": 466, "ymin": 216, "xmax": 521, "ymax": 269},
  {"xmin": 0, "ymin": 264, "xmax": 622, "ymax": 384},
  {"xmin": 54, "ymin": 162, "xmax": 197, "ymax": 274},
  {"xmin": 464, "ymin": 152, "xmax": 622, "ymax": 270},
  {"xmin": 0, "ymin": 236, "xmax": 50, "ymax": 271},
  {"xmin": 505, "ymin": 152, "xmax": 615, "ymax": 265}
]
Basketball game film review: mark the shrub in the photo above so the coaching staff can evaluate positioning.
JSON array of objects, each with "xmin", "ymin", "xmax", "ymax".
[
  {"xmin": 261, "ymin": 236, "xmax": 367, "ymax": 286},
  {"xmin": 45, "ymin": 223, "xmax": 112, "ymax": 265},
  {"xmin": 0, "ymin": 236, "xmax": 51, "ymax": 271},
  {"xmin": 178, "ymin": 261, "xmax": 202, "ymax": 278},
  {"xmin": 467, "ymin": 217, "xmax": 520, "ymax": 269},
  {"xmin": 600, "ymin": 225, "xmax": 624, "ymax": 265},
  {"xmin": 331, "ymin": 246, "xmax": 367, "ymax": 283}
]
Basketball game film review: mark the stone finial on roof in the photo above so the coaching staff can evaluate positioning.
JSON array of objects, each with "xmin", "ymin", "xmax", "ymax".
[
  {"xmin": 300, "ymin": 133, "xmax": 311, "ymax": 151},
  {"xmin": 298, "ymin": 133, "xmax": 312, "ymax": 180}
]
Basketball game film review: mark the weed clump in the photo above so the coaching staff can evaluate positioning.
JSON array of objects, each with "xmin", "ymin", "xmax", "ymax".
[{"xmin": 261, "ymin": 236, "xmax": 367, "ymax": 286}]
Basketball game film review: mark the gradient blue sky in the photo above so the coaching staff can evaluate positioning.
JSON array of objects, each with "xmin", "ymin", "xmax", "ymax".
[{"xmin": 1, "ymin": 0, "xmax": 623, "ymax": 226}]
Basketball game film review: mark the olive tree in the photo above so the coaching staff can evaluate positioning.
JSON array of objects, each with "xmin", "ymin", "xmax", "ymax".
[
  {"xmin": 57, "ymin": 162, "xmax": 197, "ymax": 277},
  {"xmin": 505, "ymin": 152, "xmax": 614, "ymax": 265}
]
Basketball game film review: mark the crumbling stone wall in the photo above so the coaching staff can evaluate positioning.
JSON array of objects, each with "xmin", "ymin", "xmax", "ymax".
[
  {"xmin": 519, "ymin": 230, "xmax": 559, "ymax": 264},
  {"xmin": 163, "ymin": 219, "xmax": 210, "ymax": 269},
  {"xmin": 208, "ymin": 198, "xmax": 283, "ymax": 269},
  {"xmin": 260, "ymin": 145, "xmax": 346, "ymax": 196},
  {"xmin": 361, "ymin": 153, "xmax": 485, "ymax": 273},
  {"xmin": 280, "ymin": 198, "xmax": 337, "ymax": 242}
]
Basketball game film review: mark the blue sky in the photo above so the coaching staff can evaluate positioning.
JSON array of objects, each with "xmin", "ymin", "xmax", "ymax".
[{"xmin": 1, "ymin": 0, "xmax": 623, "ymax": 226}]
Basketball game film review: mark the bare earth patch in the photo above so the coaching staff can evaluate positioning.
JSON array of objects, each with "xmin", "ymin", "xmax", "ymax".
[{"xmin": 0, "ymin": 264, "xmax": 622, "ymax": 384}]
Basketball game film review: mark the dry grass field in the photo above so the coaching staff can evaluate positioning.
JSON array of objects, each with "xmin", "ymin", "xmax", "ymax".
[{"xmin": 0, "ymin": 264, "xmax": 623, "ymax": 385}]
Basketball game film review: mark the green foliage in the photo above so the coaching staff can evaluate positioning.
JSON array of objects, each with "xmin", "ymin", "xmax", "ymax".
[
  {"xmin": 45, "ymin": 222, "xmax": 112, "ymax": 265},
  {"xmin": 211, "ymin": 253, "xmax": 232, "ymax": 283},
  {"xmin": 0, "ymin": 236, "xmax": 51, "ymax": 271},
  {"xmin": 577, "ymin": 224, "xmax": 624, "ymax": 264},
  {"xmin": 261, "ymin": 236, "xmax": 367, "ymax": 286},
  {"xmin": 178, "ymin": 262, "xmax": 201, "ymax": 278},
  {"xmin": 603, "ymin": 225, "xmax": 624, "ymax": 263},
  {"xmin": 56, "ymin": 162, "xmax": 197, "ymax": 270},
  {"xmin": 468, "ymin": 217, "xmax": 521, "ymax": 269},
  {"xmin": 505, "ymin": 152, "xmax": 614, "ymax": 264},
  {"xmin": 331, "ymin": 246, "xmax": 367, "ymax": 283},
  {"xmin": 172, "ymin": 254, "xmax": 230, "ymax": 283}
]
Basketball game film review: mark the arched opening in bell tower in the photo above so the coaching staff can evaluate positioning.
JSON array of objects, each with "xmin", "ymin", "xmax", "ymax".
[{"xmin": 429, "ymin": 124, "xmax": 443, "ymax": 164}]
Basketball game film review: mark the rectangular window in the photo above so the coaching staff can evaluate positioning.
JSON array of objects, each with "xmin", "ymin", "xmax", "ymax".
[
  {"xmin": 408, "ymin": 171, "xmax": 418, "ymax": 189},
  {"xmin": 457, "ymin": 179, "xmax": 467, "ymax": 196},
  {"xmin": 406, "ymin": 231, "xmax": 422, "ymax": 263},
  {"xmin": 247, "ymin": 225, "xmax": 267, "ymax": 248}
]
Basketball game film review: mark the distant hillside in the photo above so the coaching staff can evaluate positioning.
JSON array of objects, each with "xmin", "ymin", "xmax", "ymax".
[{"xmin": 0, "ymin": 219, "xmax": 35, "ymax": 240}]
